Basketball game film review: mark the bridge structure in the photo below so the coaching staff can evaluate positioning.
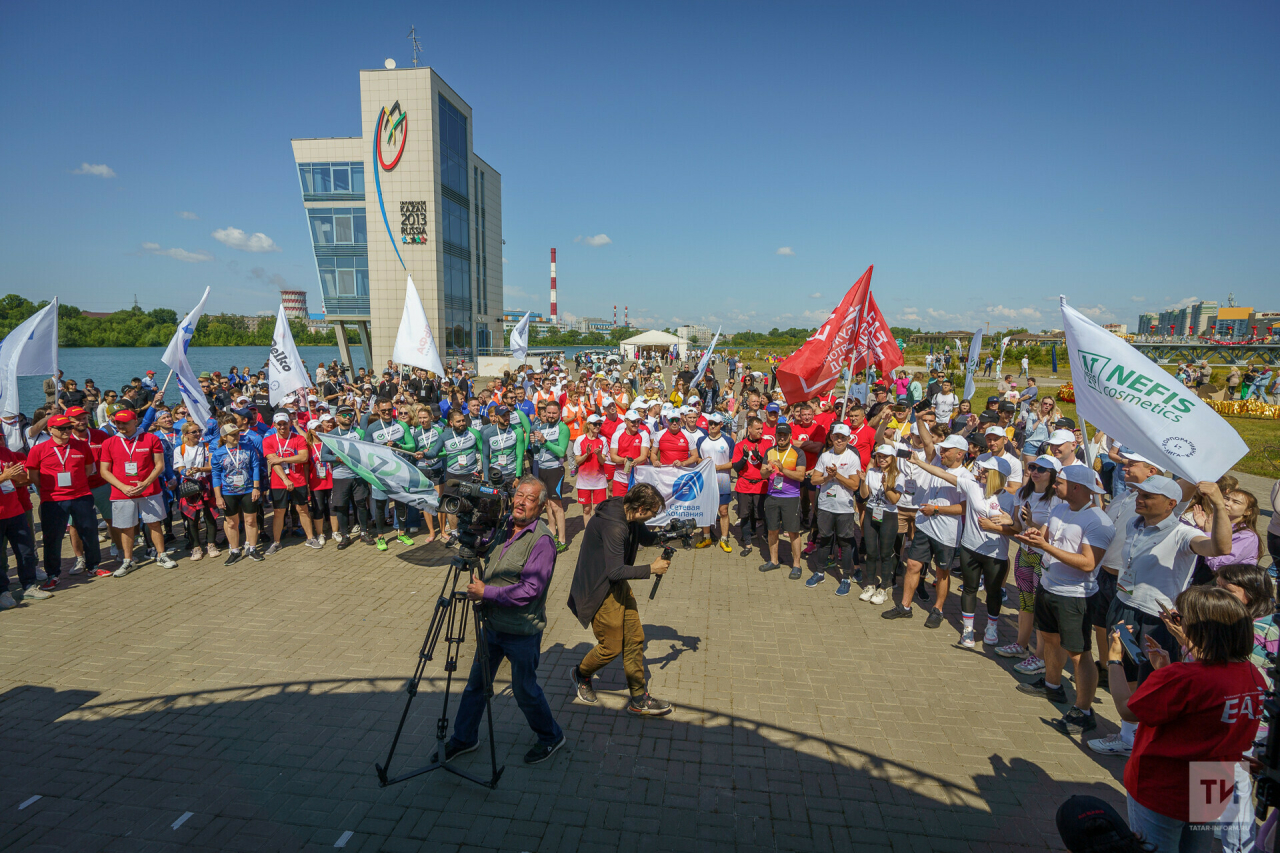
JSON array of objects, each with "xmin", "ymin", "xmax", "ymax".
[{"xmin": 1132, "ymin": 342, "xmax": 1280, "ymax": 366}]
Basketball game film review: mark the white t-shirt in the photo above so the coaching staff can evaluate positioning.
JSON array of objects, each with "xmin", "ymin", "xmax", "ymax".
[
  {"xmin": 814, "ymin": 448, "xmax": 861, "ymax": 514},
  {"xmin": 932, "ymin": 392, "xmax": 959, "ymax": 422},
  {"xmin": 1116, "ymin": 514, "xmax": 1204, "ymax": 617},
  {"xmin": 916, "ymin": 465, "xmax": 970, "ymax": 547},
  {"xmin": 696, "ymin": 433, "xmax": 734, "ymax": 495},
  {"xmin": 955, "ymin": 477, "xmax": 1016, "ymax": 558},
  {"xmin": 1013, "ymin": 489, "xmax": 1062, "ymax": 555},
  {"xmin": 1038, "ymin": 503, "xmax": 1116, "ymax": 597},
  {"xmin": 174, "ymin": 442, "xmax": 209, "ymax": 475},
  {"xmin": 975, "ymin": 450, "xmax": 1024, "ymax": 486},
  {"xmin": 863, "ymin": 468, "xmax": 899, "ymax": 518}
]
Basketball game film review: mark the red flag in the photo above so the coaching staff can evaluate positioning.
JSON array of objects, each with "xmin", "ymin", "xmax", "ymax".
[{"xmin": 774, "ymin": 266, "xmax": 903, "ymax": 403}]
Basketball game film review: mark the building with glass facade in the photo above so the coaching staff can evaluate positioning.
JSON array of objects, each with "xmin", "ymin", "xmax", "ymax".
[{"xmin": 291, "ymin": 66, "xmax": 501, "ymax": 371}]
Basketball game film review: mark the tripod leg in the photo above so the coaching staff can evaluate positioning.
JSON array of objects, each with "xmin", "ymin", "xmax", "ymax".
[
  {"xmin": 475, "ymin": 605, "xmax": 502, "ymax": 785},
  {"xmin": 375, "ymin": 627, "xmax": 433, "ymax": 785}
]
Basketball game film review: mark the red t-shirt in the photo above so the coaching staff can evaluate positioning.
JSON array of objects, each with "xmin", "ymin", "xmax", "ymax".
[
  {"xmin": 760, "ymin": 423, "xmax": 778, "ymax": 453},
  {"xmin": 572, "ymin": 435, "xmax": 608, "ymax": 490},
  {"xmin": 610, "ymin": 429, "xmax": 650, "ymax": 485},
  {"xmin": 262, "ymin": 433, "xmax": 309, "ymax": 489},
  {"xmin": 732, "ymin": 438, "xmax": 769, "ymax": 495},
  {"xmin": 1125, "ymin": 660, "xmax": 1266, "ymax": 822},
  {"xmin": 789, "ymin": 420, "xmax": 827, "ymax": 454},
  {"xmin": 850, "ymin": 423, "xmax": 876, "ymax": 470},
  {"xmin": 307, "ymin": 439, "xmax": 333, "ymax": 490},
  {"xmin": 73, "ymin": 427, "xmax": 111, "ymax": 490},
  {"xmin": 100, "ymin": 431, "xmax": 164, "ymax": 500},
  {"xmin": 26, "ymin": 438, "xmax": 94, "ymax": 502},
  {"xmin": 813, "ymin": 411, "xmax": 838, "ymax": 435},
  {"xmin": 0, "ymin": 446, "xmax": 28, "ymax": 519},
  {"xmin": 599, "ymin": 416, "xmax": 623, "ymax": 479},
  {"xmin": 656, "ymin": 429, "xmax": 690, "ymax": 465}
]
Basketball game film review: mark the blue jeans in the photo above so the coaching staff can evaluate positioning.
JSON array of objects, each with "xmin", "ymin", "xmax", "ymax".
[
  {"xmin": 0, "ymin": 513, "xmax": 39, "ymax": 592},
  {"xmin": 1128, "ymin": 794, "xmax": 1214, "ymax": 853},
  {"xmin": 451, "ymin": 627, "xmax": 562, "ymax": 748}
]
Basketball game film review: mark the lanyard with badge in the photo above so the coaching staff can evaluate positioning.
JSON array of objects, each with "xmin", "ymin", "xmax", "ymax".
[
  {"xmin": 51, "ymin": 443, "xmax": 76, "ymax": 489},
  {"xmin": 118, "ymin": 435, "xmax": 143, "ymax": 477},
  {"xmin": 226, "ymin": 447, "xmax": 249, "ymax": 489}
]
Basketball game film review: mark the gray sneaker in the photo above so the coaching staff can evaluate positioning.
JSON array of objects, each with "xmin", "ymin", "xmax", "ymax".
[
  {"xmin": 35, "ymin": 567, "xmax": 48, "ymax": 581},
  {"xmin": 20, "ymin": 585, "xmax": 53, "ymax": 601},
  {"xmin": 0, "ymin": 591, "xmax": 16, "ymax": 610},
  {"xmin": 69, "ymin": 556, "xmax": 87, "ymax": 575},
  {"xmin": 112, "ymin": 560, "xmax": 136, "ymax": 578},
  {"xmin": 304, "ymin": 538, "xmax": 323, "ymax": 549},
  {"xmin": 156, "ymin": 553, "xmax": 179, "ymax": 569},
  {"xmin": 265, "ymin": 542, "xmax": 283, "ymax": 556}
]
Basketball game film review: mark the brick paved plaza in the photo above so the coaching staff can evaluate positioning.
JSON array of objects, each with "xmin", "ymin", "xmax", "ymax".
[{"xmin": 1, "ymin": 507, "xmax": 1129, "ymax": 853}]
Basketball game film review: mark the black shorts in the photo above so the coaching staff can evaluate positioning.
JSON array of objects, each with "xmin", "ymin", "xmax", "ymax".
[
  {"xmin": 816, "ymin": 508, "xmax": 859, "ymax": 540},
  {"xmin": 736, "ymin": 491, "xmax": 765, "ymax": 523},
  {"xmin": 271, "ymin": 486, "xmax": 309, "ymax": 507},
  {"xmin": 763, "ymin": 495, "xmax": 801, "ymax": 533},
  {"xmin": 222, "ymin": 492, "xmax": 259, "ymax": 516},
  {"xmin": 1034, "ymin": 589, "xmax": 1092, "ymax": 654},
  {"xmin": 1088, "ymin": 570, "xmax": 1118, "ymax": 629},
  {"xmin": 538, "ymin": 466, "xmax": 565, "ymax": 500},
  {"xmin": 906, "ymin": 526, "xmax": 956, "ymax": 572}
]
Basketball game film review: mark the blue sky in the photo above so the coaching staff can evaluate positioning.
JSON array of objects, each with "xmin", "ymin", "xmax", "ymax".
[{"xmin": 3, "ymin": 2, "xmax": 1277, "ymax": 334}]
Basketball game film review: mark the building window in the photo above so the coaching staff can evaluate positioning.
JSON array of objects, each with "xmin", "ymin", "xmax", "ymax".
[
  {"xmin": 442, "ymin": 198, "xmax": 469, "ymax": 249},
  {"xmin": 438, "ymin": 95, "xmax": 468, "ymax": 199},
  {"xmin": 308, "ymin": 208, "xmax": 367, "ymax": 246},
  {"xmin": 316, "ymin": 256, "xmax": 369, "ymax": 298},
  {"xmin": 299, "ymin": 162, "xmax": 364, "ymax": 196}
]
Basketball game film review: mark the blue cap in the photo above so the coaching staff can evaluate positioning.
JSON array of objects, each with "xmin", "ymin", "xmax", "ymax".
[
  {"xmin": 776, "ymin": 416, "xmax": 789, "ymax": 424},
  {"xmin": 766, "ymin": 402, "xmax": 781, "ymax": 412}
]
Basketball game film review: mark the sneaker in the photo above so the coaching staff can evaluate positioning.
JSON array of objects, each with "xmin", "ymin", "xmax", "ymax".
[
  {"xmin": 1016, "ymin": 677, "xmax": 1067, "ymax": 703},
  {"xmin": 375, "ymin": 537, "xmax": 389, "ymax": 552},
  {"xmin": 960, "ymin": 629, "xmax": 975, "ymax": 649},
  {"xmin": 788, "ymin": 566, "xmax": 802, "ymax": 581},
  {"xmin": 694, "ymin": 539, "xmax": 712, "ymax": 549},
  {"xmin": 983, "ymin": 624, "xmax": 999, "ymax": 647},
  {"xmin": 70, "ymin": 557, "xmax": 87, "ymax": 575},
  {"xmin": 20, "ymin": 584, "xmax": 53, "ymax": 601},
  {"xmin": 1053, "ymin": 707, "xmax": 1098, "ymax": 735},
  {"xmin": 572, "ymin": 667, "xmax": 598, "ymax": 704},
  {"xmin": 306, "ymin": 538, "xmax": 324, "ymax": 549},
  {"xmin": 206, "ymin": 544, "xmax": 221, "ymax": 557},
  {"xmin": 719, "ymin": 539, "xmax": 732, "ymax": 554},
  {"xmin": 555, "ymin": 539, "xmax": 569, "ymax": 554},
  {"xmin": 396, "ymin": 533, "xmax": 413, "ymax": 547},
  {"xmin": 336, "ymin": 535, "xmax": 352, "ymax": 551},
  {"xmin": 93, "ymin": 568, "xmax": 114, "ymax": 578},
  {"xmin": 995, "ymin": 643, "xmax": 1029, "ymax": 659},
  {"xmin": 835, "ymin": 579, "xmax": 852, "ymax": 596},
  {"xmin": 1013, "ymin": 655, "xmax": 1045, "ymax": 675},
  {"xmin": 350, "ymin": 525, "xmax": 363, "ymax": 536},
  {"xmin": 225, "ymin": 550, "xmax": 242, "ymax": 566},
  {"xmin": 156, "ymin": 554, "xmax": 179, "ymax": 569},
  {"xmin": 858, "ymin": 586, "xmax": 876, "ymax": 602},
  {"xmin": 870, "ymin": 589, "xmax": 889, "ymax": 606},
  {"xmin": 429, "ymin": 740, "xmax": 479, "ymax": 764},
  {"xmin": 1087, "ymin": 733, "xmax": 1133, "ymax": 756},
  {"xmin": 407, "ymin": 527, "xmax": 419, "ymax": 535},
  {"xmin": 627, "ymin": 693, "xmax": 674, "ymax": 716},
  {"xmin": 802, "ymin": 541, "xmax": 818, "ymax": 557},
  {"xmin": 0, "ymin": 591, "xmax": 15, "ymax": 610},
  {"xmin": 189, "ymin": 548, "xmax": 203, "ymax": 562},
  {"xmin": 881, "ymin": 604, "xmax": 913, "ymax": 620},
  {"xmin": 360, "ymin": 532, "xmax": 376, "ymax": 546},
  {"xmin": 758, "ymin": 562, "xmax": 780, "ymax": 573},
  {"xmin": 112, "ymin": 561, "xmax": 135, "ymax": 578},
  {"xmin": 35, "ymin": 567, "xmax": 48, "ymax": 581},
  {"xmin": 924, "ymin": 608, "xmax": 944, "ymax": 629},
  {"xmin": 265, "ymin": 542, "xmax": 283, "ymax": 556},
  {"xmin": 247, "ymin": 549, "xmax": 265, "ymax": 562},
  {"xmin": 523, "ymin": 735, "xmax": 567, "ymax": 765},
  {"xmin": 805, "ymin": 572, "xmax": 826, "ymax": 588}
]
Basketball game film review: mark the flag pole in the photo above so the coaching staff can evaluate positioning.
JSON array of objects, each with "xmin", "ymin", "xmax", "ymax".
[
  {"xmin": 157, "ymin": 369, "xmax": 175, "ymax": 399},
  {"xmin": 843, "ymin": 276, "xmax": 875, "ymax": 404}
]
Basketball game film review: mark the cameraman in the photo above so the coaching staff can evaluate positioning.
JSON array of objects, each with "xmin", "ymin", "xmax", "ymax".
[
  {"xmin": 438, "ymin": 476, "xmax": 566, "ymax": 765},
  {"xmin": 567, "ymin": 483, "xmax": 675, "ymax": 716}
]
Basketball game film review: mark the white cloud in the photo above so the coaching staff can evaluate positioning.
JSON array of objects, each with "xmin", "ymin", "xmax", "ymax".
[
  {"xmin": 212, "ymin": 227, "xmax": 281, "ymax": 253},
  {"xmin": 1077, "ymin": 304, "xmax": 1116, "ymax": 321},
  {"xmin": 776, "ymin": 247, "xmax": 795, "ymax": 256},
  {"xmin": 502, "ymin": 257, "xmax": 508, "ymax": 264},
  {"xmin": 1163, "ymin": 296, "xmax": 1200, "ymax": 311},
  {"xmin": 582, "ymin": 234, "xmax": 612, "ymax": 247},
  {"xmin": 560, "ymin": 311, "xmax": 579, "ymax": 323},
  {"xmin": 988, "ymin": 305, "xmax": 1043, "ymax": 321},
  {"xmin": 178, "ymin": 211, "xmax": 199, "ymax": 220},
  {"xmin": 799, "ymin": 309, "xmax": 830, "ymax": 323},
  {"xmin": 808, "ymin": 292, "xmax": 822, "ymax": 299},
  {"xmin": 141, "ymin": 242, "xmax": 213, "ymax": 263},
  {"xmin": 1130, "ymin": 295, "xmax": 1145, "ymax": 303},
  {"xmin": 72, "ymin": 163, "xmax": 116, "ymax": 178}
]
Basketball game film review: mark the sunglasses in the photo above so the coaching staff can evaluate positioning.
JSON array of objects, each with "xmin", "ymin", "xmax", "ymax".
[{"xmin": 1028, "ymin": 465, "xmax": 1052, "ymax": 474}]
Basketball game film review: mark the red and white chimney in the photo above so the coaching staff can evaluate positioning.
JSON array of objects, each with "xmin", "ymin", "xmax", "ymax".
[
  {"xmin": 613, "ymin": 305, "xmax": 617, "ymax": 326},
  {"xmin": 550, "ymin": 248, "xmax": 558, "ymax": 324}
]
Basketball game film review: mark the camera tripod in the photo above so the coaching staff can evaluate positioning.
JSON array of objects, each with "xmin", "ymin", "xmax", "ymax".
[{"xmin": 374, "ymin": 551, "xmax": 505, "ymax": 790}]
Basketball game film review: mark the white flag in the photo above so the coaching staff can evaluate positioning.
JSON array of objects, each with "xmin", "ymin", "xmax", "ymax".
[
  {"xmin": 963, "ymin": 329, "xmax": 983, "ymax": 401},
  {"xmin": 0, "ymin": 299, "xmax": 59, "ymax": 417},
  {"xmin": 997, "ymin": 336, "xmax": 1010, "ymax": 375},
  {"xmin": 268, "ymin": 304, "xmax": 309, "ymax": 405},
  {"xmin": 391, "ymin": 275, "xmax": 445, "ymax": 376},
  {"xmin": 1060, "ymin": 296, "xmax": 1247, "ymax": 483},
  {"xmin": 510, "ymin": 311, "xmax": 532, "ymax": 359},
  {"xmin": 317, "ymin": 432, "xmax": 438, "ymax": 510},
  {"xmin": 161, "ymin": 287, "xmax": 211, "ymax": 427},
  {"xmin": 632, "ymin": 458, "xmax": 720, "ymax": 528},
  {"xmin": 690, "ymin": 326, "xmax": 721, "ymax": 391}
]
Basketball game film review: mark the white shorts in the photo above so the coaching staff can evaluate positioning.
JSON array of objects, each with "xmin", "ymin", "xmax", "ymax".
[{"xmin": 111, "ymin": 495, "xmax": 167, "ymax": 528}]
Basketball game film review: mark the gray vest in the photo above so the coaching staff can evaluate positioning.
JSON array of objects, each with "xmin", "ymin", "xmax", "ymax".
[{"xmin": 482, "ymin": 519, "xmax": 555, "ymax": 635}]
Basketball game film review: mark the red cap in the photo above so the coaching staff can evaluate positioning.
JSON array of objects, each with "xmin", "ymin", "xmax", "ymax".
[
  {"xmin": 48, "ymin": 414, "xmax": 73, "ymax": 428},
  {"xmin": 146, "ymin": 370, "xmax": 155, "ymax": 375},
  {"xmin": 112, "ymin": 409, "xmax": 137, "ymax": 423},
  {"xmin": 63, "ymin": 406, "xmax": 86, "ymax": 417}
]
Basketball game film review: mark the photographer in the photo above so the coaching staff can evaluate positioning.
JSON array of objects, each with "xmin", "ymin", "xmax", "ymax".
[
  {"xmin": 567, "ymin": 483, "xmax": 674, "ymax": 716},
  {"xmin": 438, "ymin": 476, "xmax": 566, "ymax": 765}
]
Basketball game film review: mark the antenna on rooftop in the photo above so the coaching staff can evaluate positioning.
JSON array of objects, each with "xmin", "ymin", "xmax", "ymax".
[{"xmin": 407, "ymin": 26, "xmax": 422, "ymax": 67}]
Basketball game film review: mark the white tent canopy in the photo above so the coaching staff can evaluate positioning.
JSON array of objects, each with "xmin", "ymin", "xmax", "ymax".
[{"xmin": 620, "ymin": 329, "xmax": 685, "ymax": 359}]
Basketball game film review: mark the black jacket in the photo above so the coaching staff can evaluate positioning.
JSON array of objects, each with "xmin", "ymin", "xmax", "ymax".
[{"xmin": 567, "ymin": 497, "xmax": 660, "ymax": 628}]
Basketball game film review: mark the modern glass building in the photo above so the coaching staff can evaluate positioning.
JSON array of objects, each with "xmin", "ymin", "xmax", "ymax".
[{"xmin": 291, "ymin": 66, "xmax": 501, "ymax": 371}]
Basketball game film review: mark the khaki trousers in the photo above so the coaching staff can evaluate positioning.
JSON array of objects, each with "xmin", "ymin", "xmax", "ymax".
[{"xmin": 578, "ymin": 581, "xmax": 647, "ymax": 697}]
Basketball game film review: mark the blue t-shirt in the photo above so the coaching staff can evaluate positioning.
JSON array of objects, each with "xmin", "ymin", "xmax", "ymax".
[{"xmin": 211, "ymin": 438, "xmax": 262, "ymax": 495}]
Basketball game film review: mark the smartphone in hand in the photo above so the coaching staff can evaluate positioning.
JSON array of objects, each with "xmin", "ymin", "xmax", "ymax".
[{"xmin": 1115, "ymin": 624, "xmax": 1143, "ymax": 662}]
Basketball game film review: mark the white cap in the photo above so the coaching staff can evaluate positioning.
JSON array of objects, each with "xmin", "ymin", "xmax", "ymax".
[
  {"xmin": 678, "ymin": 406, "xmax": 693, "ymax": 415},
  {"xmin": 1047, "ymin": 429, "xmax": 1076, "ymax": 445},
  {"xmin": 586, "ymin": 413, "xmax": 603, "ymax": 424},
  {"xmin": 983, "ymin": 426, "xmax": 1006, "ymax": 438},
  {"xmin": 306, "ymin": 419, "xmax": 322, "ymax": 431},
  {"xmin": 236, "ymin": 395, "xmax": 250, "ymax": 404},
  {"xmin": 1031, "ymin": 455, "xmax": 1062, "ymax": 472},
  {"xmin": 602, "ymin": 396, "xmax": 616, "ymax": 408},
  {"xmin": 272, "ymin": 412, "xmax": 291, "ymax": 424},
  {"xmin": 1060, "ymin": 464, "xmax": 1105, "ymax": 493},
  {"xmin": 830, "ymin": 423, "xmax": 851, "ymax": 437},
  {"xmin": 1118, "ymin": 446, "xmax": 1156, "ymax": 466},
  {"xmin": 686, "ymin": 394, "xmax": 699, "ymax": 403},
  {"xmin": 1133, "ymin": 475, "xmax": 1182, "ymax": 500},
  {"xmin": 661, "ymin": 403, "xmax": 676, "ymax": 416},
  {"xmin": 707, "ymin": 412, "xmax": 724, "ymax": 424},
  {"xmin": 977, "ymin": 456, "xmax": 1012, "ymax": 477},
  {"xmin": 307, "ymin": 394, "xmax": 318, "ymax": 402},
  {"xmin": 624, "ymin": 410, "xmax": 644, "ymax": 421},
  {"xmin": 939, "ymin": 435, "xmax": 969, "ymax": 451},
  {"xmin": 319, "ymin": 413, "xmax": 335, "ymax": 423},
  {"xmin": 873, "ymin": 444, "xmax": 897, "ymax": 456}
]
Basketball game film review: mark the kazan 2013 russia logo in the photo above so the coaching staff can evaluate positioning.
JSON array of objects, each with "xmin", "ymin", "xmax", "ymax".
[{"xmin": 373, "ymin": 100, "xmax": 407, "ymax": 270}]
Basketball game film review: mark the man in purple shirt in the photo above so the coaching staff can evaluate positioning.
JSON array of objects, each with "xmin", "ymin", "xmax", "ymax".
[{"xmin": 438, "ymin": 477, "xmax": 566, "ymax": 766}]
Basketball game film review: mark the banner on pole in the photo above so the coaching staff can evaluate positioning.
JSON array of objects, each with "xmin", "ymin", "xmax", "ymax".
[
  {"xmin": 391, "ymin": 275, "xmax": 446, "ymax": 376},
  {"xmin": 963, "ymin": 329, "xmax": 983, "ymax": 401},
  {"xmin": 632, "ymin": 458, "xmax": 720, "ymax": 528},
  {"xmin": 1060, "ymin": 296, "xmax": 1247, "ymax": 482},
  {"xmin": 161, "ymin": 287, "xmax": 211, "ymax": 427},
  {"xmin": 690, "ymin": 326, "xmax": 721, "ymax": 390},
  {"xmin": 318, "ymin": 433, "xmax": 439, "ymax": 510},
  {"xmin": 510, "ymin": 311, "xmax": 532, "ymax": 360},
  {"xmin": 0, "ymin": 300, "xmax": 59, "ymax": 417},
  {"xmin": 268, "ymin": 304, "xmax": 309, "ymax": 405}
]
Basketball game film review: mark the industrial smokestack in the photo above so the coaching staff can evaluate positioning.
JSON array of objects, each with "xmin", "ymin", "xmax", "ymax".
[{"xmin": 550, "ymin": 248, "xmax": 558, "ymax": 324}]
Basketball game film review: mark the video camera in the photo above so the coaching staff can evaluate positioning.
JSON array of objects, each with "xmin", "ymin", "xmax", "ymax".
[
  {"xmin": 648, "ymin": 518, "xmax": 699, "ymax": 600},
  {"xmin": 439, "ymin": 468, "xmax": 513, "ymax": 558}
]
